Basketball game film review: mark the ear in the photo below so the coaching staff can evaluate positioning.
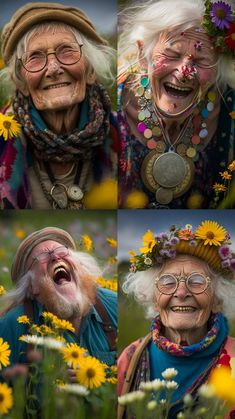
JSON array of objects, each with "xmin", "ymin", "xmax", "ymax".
[
  {"xmin": 137, "ymin": 40, "xmax": 148, "ymax": 71},
  {"xmin": 86, "ymin": 68, "xmax": 96, "ymax": 85}
]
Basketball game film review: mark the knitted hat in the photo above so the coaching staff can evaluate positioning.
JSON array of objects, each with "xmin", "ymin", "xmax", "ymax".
[
  {"xmin": 2, "ymin": 2, "xmax": 108, "ymax": 64},
  {"xmin": 130, "ymin": 221, "xmax": 235, "ymax": 278},
  {"xmin": 11, "ymin": 226, "xmax": 76, "ymax": 283}
]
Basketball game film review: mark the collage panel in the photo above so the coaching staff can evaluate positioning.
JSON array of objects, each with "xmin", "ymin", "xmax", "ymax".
[
  {"xmin": 118, "ymin": 0, "xmax": 235, "ymax": 209},
  {"xmin": 118, "ymin": 209, "xmax": 235, "ymax": 418},
  {"xmin": 0, "ymin": 0, "xmax": 117, "ymax": 210},
  {"xmin": 0, "ymin": 210, "xmax": 117, "ymax": 417}
]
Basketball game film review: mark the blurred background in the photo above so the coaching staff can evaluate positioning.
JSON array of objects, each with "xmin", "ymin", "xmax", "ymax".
[
  {"xmin": 0, "ymin": 210, "xmax": 117, "ymax": 292},
  {"xmin": 0, "ymin": 0, "xmax": 117, "ymax": 108},
  {"xmin": 118, "ymin": 210, "xmax": 235, "ymax": 353}
]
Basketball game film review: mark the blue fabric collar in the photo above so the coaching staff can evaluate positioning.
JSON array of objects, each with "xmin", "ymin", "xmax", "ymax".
[{"xmin": 149, "ymin": 313, "xmax": 228, "ymax": 405}]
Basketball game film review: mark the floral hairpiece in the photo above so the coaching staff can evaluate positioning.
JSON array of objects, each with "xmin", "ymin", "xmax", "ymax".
[
  {"xmin": 129, "ymin": 221, "xmax": 235, "ymax": 276},
  {"xmin": 202, "ymin": 0, "xmax": 235, "ymax": 55}
]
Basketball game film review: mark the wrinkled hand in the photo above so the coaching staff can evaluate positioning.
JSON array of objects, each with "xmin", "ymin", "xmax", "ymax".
[{"xmin": 67, "ymin": 368, "xmax": 77, "ymax": 383}]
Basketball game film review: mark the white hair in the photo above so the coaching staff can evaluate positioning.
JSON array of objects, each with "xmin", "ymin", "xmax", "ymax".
[
  {"xmin": 122, "ymin": 262, "xmax": 235, "ymax": 320},
  {"xmin": 0, "ymin": 249, "xmax": 103, "ymax": 316},
  {"xmin": 0, "ymin": 21, "xmax": 115, "ymax": 98},
  {"xmin": 118, "ymin": 0, "xmax": 235, "ymax": 89}
]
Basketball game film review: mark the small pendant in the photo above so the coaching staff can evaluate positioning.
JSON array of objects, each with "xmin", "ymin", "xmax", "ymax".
[
  {"xmin": 67, "ymin": 185, "xmax": 84, "ymax": 201},
  {"xmin": 50, "ymin": 183, "xmax": 68, "ymax": 209},
  {"xmin": 155, "ymin": 187, "xmax": 173, "ymax": 205}
]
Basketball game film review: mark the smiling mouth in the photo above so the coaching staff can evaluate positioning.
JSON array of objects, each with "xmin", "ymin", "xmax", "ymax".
[
  {"xmin": 44, "ymin": 82, "xmax": 71, "ymax": 90},
  {"xmin": 171, "ymin": 306, "xmax": 196, "ymax": 312},
  {"xmin": 163, "ymin": 82, "xmax": 193, "ymax": 98},
  {"xmin": 53, "ymin": 264, "xmax": 71, "ymax": 285}
]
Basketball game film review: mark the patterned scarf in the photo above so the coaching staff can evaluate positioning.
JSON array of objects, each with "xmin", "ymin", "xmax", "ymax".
[
  {"xmin": 12, "ymin": 83, "xmax": 111, "ymax": 162},
  {"xmin": 150, "ymin": 312, "xmax": 222, "ymax": 356}
]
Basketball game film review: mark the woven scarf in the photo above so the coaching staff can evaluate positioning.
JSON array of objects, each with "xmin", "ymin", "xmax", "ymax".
[
  {"xmin": 12, "ymin": 83, "xmax": 111, "ymax": 162},
  {"xmin": 150, "ymin": 312, "xmax": 222, "ymax": 356}
]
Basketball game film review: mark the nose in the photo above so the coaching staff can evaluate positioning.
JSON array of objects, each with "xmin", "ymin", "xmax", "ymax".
[
  {"xmin": 177, "ymin": 55, "xmax": 197, "ymax": 83},
  {"xmin": 173, "ymin": 281, "xmax": 191, "ymax": 299},
  {"xmin": 45, "ymin": 55, "xmax": 64, "ymax": 78}
]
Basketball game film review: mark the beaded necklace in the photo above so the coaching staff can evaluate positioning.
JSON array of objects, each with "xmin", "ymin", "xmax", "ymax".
[{"xmin": 137, "ymin": 76, "xmax": 217, "ymax": 205}]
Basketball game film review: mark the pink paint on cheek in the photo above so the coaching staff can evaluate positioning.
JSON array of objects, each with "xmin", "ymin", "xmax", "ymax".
[{"xmin": 198, "ymin": 68, "xmax": 216, "ymax": 87}]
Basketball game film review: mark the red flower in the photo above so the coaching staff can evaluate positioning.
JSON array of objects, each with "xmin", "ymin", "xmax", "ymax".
[{"xmin": 225, "ymin": 23, "xmax": 235, "ymax": 51}]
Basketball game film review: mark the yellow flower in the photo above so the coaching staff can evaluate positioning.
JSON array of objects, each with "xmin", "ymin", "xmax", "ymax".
[
  {"xmin": 229, "ymin": 111, "xmax": 235, "ymax": 119},
  {"xmin": 209, "ymin": 366, "xmax": 235, "ymax": 405},
  {"xmin": 0, "ymin": 286, "xmax": 6, "ymax": 296},
  {"xmin": 0, "ymin": 113, "xmax": 21, "ymax": 141},
  {"xmin": 129, "ymin": 250, "xmax": 136, "ymax": 263},
  {"xmin": 125, "ymin": 190, "xmax": 148, "ymax": 209},
  {"xmin": 82, "ymin": 234, "xmax": 93, "ymax": 252},
  {"xmin": 37, "ymin": 325, "xmax": 54, "ymax": 336},
  {"xmin": 219, "ymin": 171, "xmax": 232, "ymax": 181},
  {"xmin": 61, "ymin": 343, "xmax": 86, "ymax": 369},
  {"xmin": 52, "ymin": 318, "xmax": 75, "ymax": 333},
  {"xmin": 42, "ymin": 311, "xmax": 56, "ymax": 322},
  {"xmin": 139, "ymin": 230, "xmax": 156, "ymax": 253},
  {"xmin": 108, "ymin": 256, "xmax": 117, "ymax": 265},
  {"xmin": 213, "ymin": 183, "xmax": 227, "ymax": 193},
  {"xmin": 106, "ymin": 377, "xmax": 118, "ymax": 384},
  {"xmin": 228, "ymin": 160, "xmax": 235, "ymax": 172},
  {"xmin": 0, "ymin": 338, "xmax": 11, "ymax": 370},
  {"xmin": 15, "ymin": 228, "xmax": 26, "ymax": 240},
  {"xmin": 106, "ymin": 237, "xmax": 117, "ymax": 248},
  {"xmin": 0, "ymin": 383, "xmax": 13, "ymax": 414},
  {"xmin": 76, "ymin": 356, "xmax": 106, "ymax": 389},
  {"xmin": 84, "ymin": 179, "xmax": 117, "ymax": 209},
  {"xmin": 17, "ymin": 315, "xmax": 30, "ymax": 325},
  {"xmin": 195, "ymin": 220, "xmax": 227, "ymax": 246}
]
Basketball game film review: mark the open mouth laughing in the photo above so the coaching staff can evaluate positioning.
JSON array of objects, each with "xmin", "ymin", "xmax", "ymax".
[
  {"xmin": 52, "ymin": 262, "xmax": 72, "ymax": 286},
  {"xmin": 163, "ymin": 82, "xmax": 194, "ymax": 98}
]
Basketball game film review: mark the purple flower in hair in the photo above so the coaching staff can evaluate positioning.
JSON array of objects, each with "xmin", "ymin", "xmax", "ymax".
[
  {"xmin": 210, "ymin": 1, "xmax": 233, "ymax": 30},
  {"xmin": 230, "ymin": 258, "xmax": 235, "ymax": 271},
  {"xmin": 160, "ymin": 233, "xmax": 169, "ymax": 240},
  {"xmin": 189, "ymin": 240, "xmax": 197, "ymax": 247},
  {"xmin": 170, "ymin": 237, "xmax": 180, "ymax": 245},
  {"xmin": 168, "ymin": 249, "xmax": 177, "ymax": 258},
  {"xmin": 159, "ymin": 249, "xmax": 171, "ymax": 257},
  {"xmin": 221, "ymin": 259, "xmax": 231, "ymax": 268},
  {"xmin": 219, "ymin": 245, "xmax": 232, "ymax": 260}
]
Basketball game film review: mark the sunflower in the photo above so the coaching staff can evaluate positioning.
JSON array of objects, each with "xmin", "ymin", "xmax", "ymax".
[
  {"xmin": 139, "ymin": 230, "xmax": 156, "ymax": 254},
  {"xmin": 0, "ymin": 114, "xmax": 21, "ymax": 141},
  {"xmin": 0, "ymin": 338, "xmax": 11, "ymax": 370},
  {"xmin": 82, "ymin": 234, "xmax": 93, "ymax": 252},
  {"xmin": 61, "ymin": 343, "xmax": 86, "ymax": 368},
  {"xmin": 195, "ymin": 220, "xmax": 227, "ymax": 246},
  {"xmin": 76, "ymin": 356, "xmax": 106, "ymax": 389},
  {"xmin": 0, "ymin": 383, "xmax": 13, "ymax": 414}
]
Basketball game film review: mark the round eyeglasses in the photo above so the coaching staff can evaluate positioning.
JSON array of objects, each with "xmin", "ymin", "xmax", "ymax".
[
  {"xmin": 155, "ymin": 272, "xmax": 211, "ymax": 295},
  {"xmin": 20, "ymin": 43, "xmax": 83, "ymax": 73},
  {"xmin": 28, "ymin": 245, "xmax": 69, "ymax": 271}
]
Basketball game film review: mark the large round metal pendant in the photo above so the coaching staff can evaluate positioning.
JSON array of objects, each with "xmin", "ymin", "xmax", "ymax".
[
  {"xmin": 152, "ymin": 152, "xmax": 186, "ymax": 188},
  {"xmin": 67, "ymin": 185, "xmax": 84, "ymax": 201}
]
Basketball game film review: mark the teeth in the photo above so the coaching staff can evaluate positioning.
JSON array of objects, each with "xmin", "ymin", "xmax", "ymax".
[
  {"xmin": 171, "ymin": 307, "xmax": 195, "ymax": 312},
  {"xmin": 45, "ymin": 83, "xmax": 69, "ymax": 90},
  {"xmin": 54, "ymin": 267, "xmax": 67, "ymax": 274},
  {"xmin": 165, "ymin": 82, "xmax": 192, "ymax": 92}
]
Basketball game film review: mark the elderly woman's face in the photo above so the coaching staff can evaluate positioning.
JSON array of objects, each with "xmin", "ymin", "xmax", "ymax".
[
  {"xmin": 21, "ymin": 30, "xmax": 92, "ymax": 111},
  {"xmin": 26, "ymin": 240, "xmax": 92, "ymax": 318},
  {"xmin": 155, "ymin": 256, "xmax": 217, "ymax": 336},
  {"xmin": 149, "ymin": 28, "xmax": 217, "ymax": 116}
]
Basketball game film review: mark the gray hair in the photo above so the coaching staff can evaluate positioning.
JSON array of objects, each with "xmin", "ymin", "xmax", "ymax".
[
  {"xmin": 122, "ymin": 263, "xmax": 235, "ymax": 320},
  {"xmin": 118, "ymin": 0, "xmax": 235, "ymax": 89},
  {"xmin": 0, "ymin": 249, "xmax": 102, "ymax": 316},
  {"xmin": 0, "ymin": 21, "xmax": 116, "ymax": 98}
]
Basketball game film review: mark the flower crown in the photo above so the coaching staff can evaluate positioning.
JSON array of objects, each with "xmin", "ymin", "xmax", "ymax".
[
  {"xmin": 202, "ymin": 0, "xmax": 235, "ymax": 55},
  {"xmin": 129, "ymin": 221, "xmax": 235, "ymax": 277}
]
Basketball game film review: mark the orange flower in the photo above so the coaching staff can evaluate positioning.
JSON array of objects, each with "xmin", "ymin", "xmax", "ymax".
[{"xmin": 178, "ymin": 229, "xmax": 195, "ymax": 240}]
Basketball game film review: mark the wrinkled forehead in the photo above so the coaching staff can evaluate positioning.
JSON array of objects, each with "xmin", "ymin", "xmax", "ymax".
[
  {"xmin": 160, "ymin": 255, "xmax": 209, "ymax": 275},
  {"xmin": 155, "ymin": 26, "xmax": 215, "ymax": 54},
  {"xmin": 27, "ymin": 240, "xmax": 63, "ymax": 260}
]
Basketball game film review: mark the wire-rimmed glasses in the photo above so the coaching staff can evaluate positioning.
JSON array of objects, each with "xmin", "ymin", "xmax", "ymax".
[{"xmin": 155, "ymin": 272, "xmax": 211, "ymax": 295}]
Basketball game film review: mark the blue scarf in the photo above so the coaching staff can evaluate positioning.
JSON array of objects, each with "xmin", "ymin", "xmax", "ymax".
[{"xmin": 149, "ymin": 313, "xmax": 228, "ymax": 414}]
